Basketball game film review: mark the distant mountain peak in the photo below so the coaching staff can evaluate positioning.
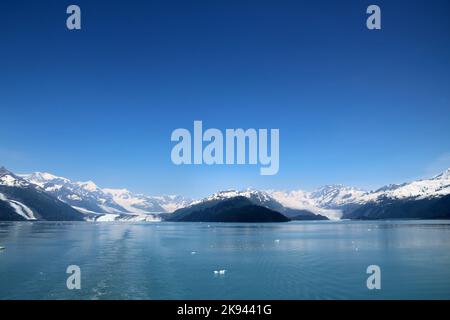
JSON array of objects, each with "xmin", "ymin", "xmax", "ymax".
[
  {"xmin": 432, "ymin": 168, "xmax": 450, "ymax": 180},
  {"xmin": 373, "ymin": 183, "xmax": 406, "ymax": 193},
  {"xmin": 103, "ymin": 188, "xmax": 133, "ymax": 196},
  {"xmin": 76, "ymin": 180, "xmax": 99, "ymax": 192},
  {"xmin": 34, "ymin": 172, "xmax": 68, "ymax": 181},
  {"xmin": 0, "ymin": 166, "xmax": 13, "ymax": 176},
  {"xmin": 203, "ymin": 189, "xmax": 272, "ymax": 204},
  {"xmin": 18, "ymin": 171, "xmax": 70, "ymax": 187},
  {"xmin": 0, "ymin": 166, "xmax": 30, "ymax": 188}
]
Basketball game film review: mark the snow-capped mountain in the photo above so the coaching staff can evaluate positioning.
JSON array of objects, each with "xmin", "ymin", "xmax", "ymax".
[
  {"xmin": 268, "ymin": 189, "xmax": 343, "ymax": 220},
  {"xmin": 188, "ymin": 189, "xmax": 329, "ymax": 220},
  {"xmin": 1, "ymin": 168, "xmax": 169, "ymax": 222},
  {"xmin": 309, "ymin": 185, "xmax": 367, "ymax": 208},
  {"xmin": 192, "ymin": 189, "xmax": 274, "ymax": 205},
  {"xmin": 0, "ymin": 167, "xmax": 36, "ymax": 220},
  {"xmin": 19, "ymin": 171, "xmax": 191, "ymax": 215},
  {"xmin": 270, "ymin": 169, "xmax": 450, "ymax": 215},
  {"xmin": 266, "ymin": 185, "xmax": 367, "ymax": 219},
  {"xmin": 357, "ymin": 169, "xmax": 450, "ymax": 203},
  {"xmin": 102, "ymin": 189, "xmax": 191, "ymax": 214},
  {"xmin": 168, "ymin": 195, "xmax": 292, "ymax": 222},
  {"xmin": 0, "ymin": 167, "xmax": 85, "ymax": 221},
  {"xmin": 19, "ymin": 172, "xmax": 130, "ymax": 214},
  {"xmin": 0, "ymin": 167, "xmax": 31, "ymax": 188},
  {"xmin": 339, "ymin": 169, "xmax": 450, "ymax": 219}
]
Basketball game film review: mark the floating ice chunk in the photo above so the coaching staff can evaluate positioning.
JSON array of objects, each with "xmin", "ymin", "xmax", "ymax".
[
  {"xmin": 191, "ymin": 251, "xmax": 197, "ymax": 255},
  {"xmin": 214, "ymin": 269, "xmax": 226, "ymax": 275},
  {"xmin": 274, "ymin": 239, "xmax": 280, "ymax": 243}
]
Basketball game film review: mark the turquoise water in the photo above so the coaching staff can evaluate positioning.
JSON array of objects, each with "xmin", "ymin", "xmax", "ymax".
[{"xmin": 1, "ymin": 220, "xmax": 450, "ymax": 299}]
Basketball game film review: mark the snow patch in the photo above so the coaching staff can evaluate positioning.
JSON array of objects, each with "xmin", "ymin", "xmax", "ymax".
[{"xmin": 0, "ymin": 192, "xmax": 36, "ymax": 220}]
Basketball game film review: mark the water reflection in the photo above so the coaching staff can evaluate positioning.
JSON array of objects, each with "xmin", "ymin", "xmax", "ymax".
[{"xmin": 0, "ymin": 220, "xmax": 449, "ymax": 299}]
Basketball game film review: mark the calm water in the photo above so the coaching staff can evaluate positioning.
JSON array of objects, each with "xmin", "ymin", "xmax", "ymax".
[{"xmin": 1, "ymin": 220, "xmax": 450, "ymax": 300}]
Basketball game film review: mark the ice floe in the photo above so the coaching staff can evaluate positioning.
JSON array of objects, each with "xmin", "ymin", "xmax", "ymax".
[{"xmin": 214, "ymin": 269, "xmax": 226, "ymax": 275}]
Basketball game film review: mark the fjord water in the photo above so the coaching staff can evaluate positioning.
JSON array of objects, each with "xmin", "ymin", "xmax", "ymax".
[{"xmin": 1, "ymin": 221, "xmax": 450, "ymax": 299}]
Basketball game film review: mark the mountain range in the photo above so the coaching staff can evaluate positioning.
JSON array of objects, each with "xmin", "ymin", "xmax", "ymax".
[
  {"xmin": 19, "ymin": 172, "xmax": 191, "ymax": 215},
  {"xmin": 1, "ymin": 165, "xmax": 450, "ymax": 221}
]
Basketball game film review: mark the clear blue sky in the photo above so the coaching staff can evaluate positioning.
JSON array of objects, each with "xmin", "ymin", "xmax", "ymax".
[{"xmin": 1, "ymin": 0, "xmax": 449, "ymax": 197}]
